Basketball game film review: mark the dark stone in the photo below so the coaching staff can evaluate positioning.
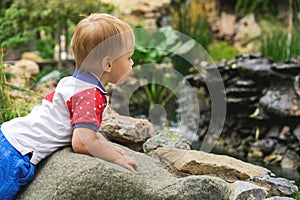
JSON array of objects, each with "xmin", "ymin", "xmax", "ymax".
[
  {"xmin": 266, "ymin": 126, "xmax": 281, "ymax": 139},
  {"xmin": 271, "ymin": 60, "xmax": 300, "ymax": 76},
  {"xmin": 226, "ymin": 87, "xmax": 260, "ymax": 98},
  {"xmin": 259, "ymin": 87, "xmax": 300, "ymax": 117},
  {"xmin": 293, "ymin": 123, "xmax": 300, "ymax": 143},
  {"xmin": 237, "ymin": 58, "xmax": 272, "ymax": 79},
  {"xmin": 252, "ymin": 139, "xmax": 277, "ymax": 155},
  {"xmin": 226, "ymin": 77, "xmax": 257, "ymax": 88}
]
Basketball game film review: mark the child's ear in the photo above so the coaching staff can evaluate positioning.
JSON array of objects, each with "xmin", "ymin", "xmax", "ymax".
[{"xmin": 101, "ymin": 56, "xmax": 112, "ymax": 72}]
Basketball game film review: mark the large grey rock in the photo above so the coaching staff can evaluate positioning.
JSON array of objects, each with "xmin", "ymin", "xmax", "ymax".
[{"xmin": 15, "ymin": 147, "xmax": 231, "ymax": 200}]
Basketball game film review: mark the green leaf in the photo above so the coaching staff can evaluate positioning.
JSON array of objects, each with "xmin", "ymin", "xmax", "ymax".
[
  {"xmin": 172, "ymin": 39, "xmax": 195, "ymax": 55},
  {"xmin": 159, "ymin": 26, "xmax": 179, "ymax": 46},
  {"xmin": 134, "ymin": 27, "xmax": 148, "ymax": 47},
  {"xmin": 148, "ymin": 31, "xmax": 167, "ymax": 49}
]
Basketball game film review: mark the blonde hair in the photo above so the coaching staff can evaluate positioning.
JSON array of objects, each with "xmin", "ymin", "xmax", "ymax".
[{"xmin": 71, "ymin": 13, "xmax": 134, "ymax": 73}]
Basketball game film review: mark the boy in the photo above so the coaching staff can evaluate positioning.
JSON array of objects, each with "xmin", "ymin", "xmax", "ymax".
[{"xmin": 0, "ymin": 13, "xmax": 138, "ymax": 199}]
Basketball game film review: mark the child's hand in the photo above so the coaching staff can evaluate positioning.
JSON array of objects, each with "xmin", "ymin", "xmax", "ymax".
[
  {"xmin": 114, "ymin": 146, "xmax": 126, "ymax": 155},
  {"xmin": 114, "ymin": 154, "xmax": 138, "ymax": 174},
  {"xmin": 72, "ymin": 128, "xmax": 138, "ymax": 174}
]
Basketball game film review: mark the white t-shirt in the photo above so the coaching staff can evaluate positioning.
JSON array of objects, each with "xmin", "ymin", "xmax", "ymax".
[{"xmin": 1, "ymin": 71, "xmax": 108, "ymax": 165}]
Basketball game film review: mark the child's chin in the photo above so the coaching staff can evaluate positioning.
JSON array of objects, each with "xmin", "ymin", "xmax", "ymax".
[
  {"xmin": 115, "ymin": 74, "xmax": 130, "ymax": 85},
  {"xmin": 115, "ymin": 78, "xmax": 127, "ymax": 85}
]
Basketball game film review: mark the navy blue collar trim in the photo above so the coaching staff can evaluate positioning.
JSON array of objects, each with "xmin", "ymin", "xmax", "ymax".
[{"xmin": 73, "ymin": 70, "xmax": 107, "ymax": 94}]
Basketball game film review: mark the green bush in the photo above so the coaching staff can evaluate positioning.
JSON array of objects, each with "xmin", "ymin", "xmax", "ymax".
[
  {"xmin": 36, "ymin": 39, "xmax": 55, "ymax": 59},
  {"xmin": 209, "ymin": 41, "xmax": 240, "ymax": 62},
  {"xmin": 133, "ymin": 26, "xmax": 195, "ymax": 65}
]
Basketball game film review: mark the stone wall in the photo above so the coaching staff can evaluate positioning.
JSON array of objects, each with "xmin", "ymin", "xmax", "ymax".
[{"xmin": 187, "ymin": 53, "xmax": 300, "ymax": 174}]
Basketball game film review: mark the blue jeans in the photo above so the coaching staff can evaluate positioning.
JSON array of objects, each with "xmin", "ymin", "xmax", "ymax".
[{"xmin": 0, "ymin": 124, "xmax": 35, "ymax": 200}]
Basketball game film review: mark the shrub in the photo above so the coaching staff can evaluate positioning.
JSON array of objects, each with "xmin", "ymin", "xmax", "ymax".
[
  {"xmin": 36, "ymin": 39, "xmax": 55, "ymax": 59},
  {"xmin": 209, "ymin": 41, "xmax": 240, "ymax": 62}
]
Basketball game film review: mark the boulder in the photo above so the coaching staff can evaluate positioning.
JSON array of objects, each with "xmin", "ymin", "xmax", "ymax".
[
  {"xmin": 259, "ymin": 86, "xmax": 300, "ymax": 117},
  {"xmin": 15, "ymin": 146, "xmax": 298, "ymax": 199},
  {"xmin": 4, "ymin": 59, "xmax": 40, "ymax": 88},
  {"xmin": 153, "ymin": 148, "xmax": 298, "ymax": 198},
  {"xmin": 234, "ymin": 14, "xmax": 261, "ymax": 42},
  {"xmin": 152, "ymin": 148, "xmax": 263, "ymax": 182},
  {"xmin": 99, "ymin": 107, "xmax": 156, "ymax": 151},
  {"xmin": 15, "ymin": 147, "xmax": 231, "ymax": 200},
  {"xmin": 14, "ymin": 59, "xmax": 40, "ymax": 79},
  {"xmin": 218, "ymin": 12, "xmax": 236, "ymax": 39},
  {"xmin": 21, "ymin": 52, "xmax": 43, "ymax": 62}
]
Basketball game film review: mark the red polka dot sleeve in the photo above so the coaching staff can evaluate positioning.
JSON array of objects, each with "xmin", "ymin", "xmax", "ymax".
[{"xmin": 66, "ymin": 88, "xmax": 107, "ymax": 131}]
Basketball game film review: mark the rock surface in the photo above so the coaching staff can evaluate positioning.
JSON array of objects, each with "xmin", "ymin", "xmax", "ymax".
[
  {"xmin": 143, "ymin": 129, "xmax": 191, "ymax": 153},
  {"xmin": 187, "ymin": 53, "xmax": 300, "ymax": 173},
  {"xmin": 230, "ymin": 181, "xmax": 268, "ymax": 200},
  {"xmin": 16, "ymin": 146, "xmax": 298, "ymax": 199},
  {"xmin": 153, "ymin": 148, "xmax": 263, "ymax": 182},
  {"xmin": 4, "ymin": 59, "xmax": 39, "ymax": 87},
  {"xmin": 99, "ymin": 107, "xmax": 156, "ymax": 151},
  {"xmin": 15, "ymin": 147, "xmax": 231, "ymax": 200}
]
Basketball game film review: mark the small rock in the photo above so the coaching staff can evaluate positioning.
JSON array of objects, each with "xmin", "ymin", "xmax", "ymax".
[
  {"xmin": 251, "ymin": 174, "xmax": 298, "ymax": 197},
  {"xmin": 21, "ymin": 51, "xmax": 43, "ymax": 62},
  {"xmin": 143, "ymin": 129, "xmax": 191, "ymax": 153},
  {"xmin": 36, "ymin": 70, "xmax": 61, "ymax": 87},
  {"xmin": 252, "ymin": 139, "xmax": 277, "ymax": 155},
  {"xmin": 265, "ymin": 197, "xmax": 295, "ymax": 200},
  {"xmin": 99, "ymin": 107, "xmax": 155, "ymax": 152},
  {"xmin": 248, "ymin": 146, "xmax": 264, "ymax": 159},
  {"xmin": 265, "ymin": 177, "xmax": 298, "ymax": 197},
  {"xmin": 230, "ymin": 181, "xmax": 267, "ymax": 200},
  {"xmin": 293, "ymin": 123, "xmax": 300, "ymax": 143},
  {"xmin": 280, "ymin": 150, "xmax": 300, "ymax": 169}
]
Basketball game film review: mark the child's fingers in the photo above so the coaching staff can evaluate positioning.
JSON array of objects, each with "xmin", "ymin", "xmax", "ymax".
[
  {"xmin": 115, "ymin": 147, "xmax": 126, "ymax": 155},
  {"xmin": 125, "ymin": 163, "xmax": 138, "ymax": 174},
  {"xmin": 124, "ymin": 156, "xmax": 138, "ymax": 174}
]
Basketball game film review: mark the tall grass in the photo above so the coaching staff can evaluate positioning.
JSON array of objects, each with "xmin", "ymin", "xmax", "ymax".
[
  {"xmin": 261, "ymin": 28, "xmax": 300, "ymax": 61},
  {"xmin": 0, "ymin": 48, "xmax": 13, "ymax": 123},
  {"xmin": 170, "ymin": 0, "xmax": 214, "ymax": 50},
  {"xmin": 169, "ymin": 0, "xmax": 215, "ymax": 75},
  {"xmin": 0, "ymin": 48, "xmax": 39, "ymax": 123}
]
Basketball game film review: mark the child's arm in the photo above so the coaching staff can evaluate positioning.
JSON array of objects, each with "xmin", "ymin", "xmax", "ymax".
[{"xmin": 72, "ymin": 127, "xmax": 138, "ymax": 174}]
